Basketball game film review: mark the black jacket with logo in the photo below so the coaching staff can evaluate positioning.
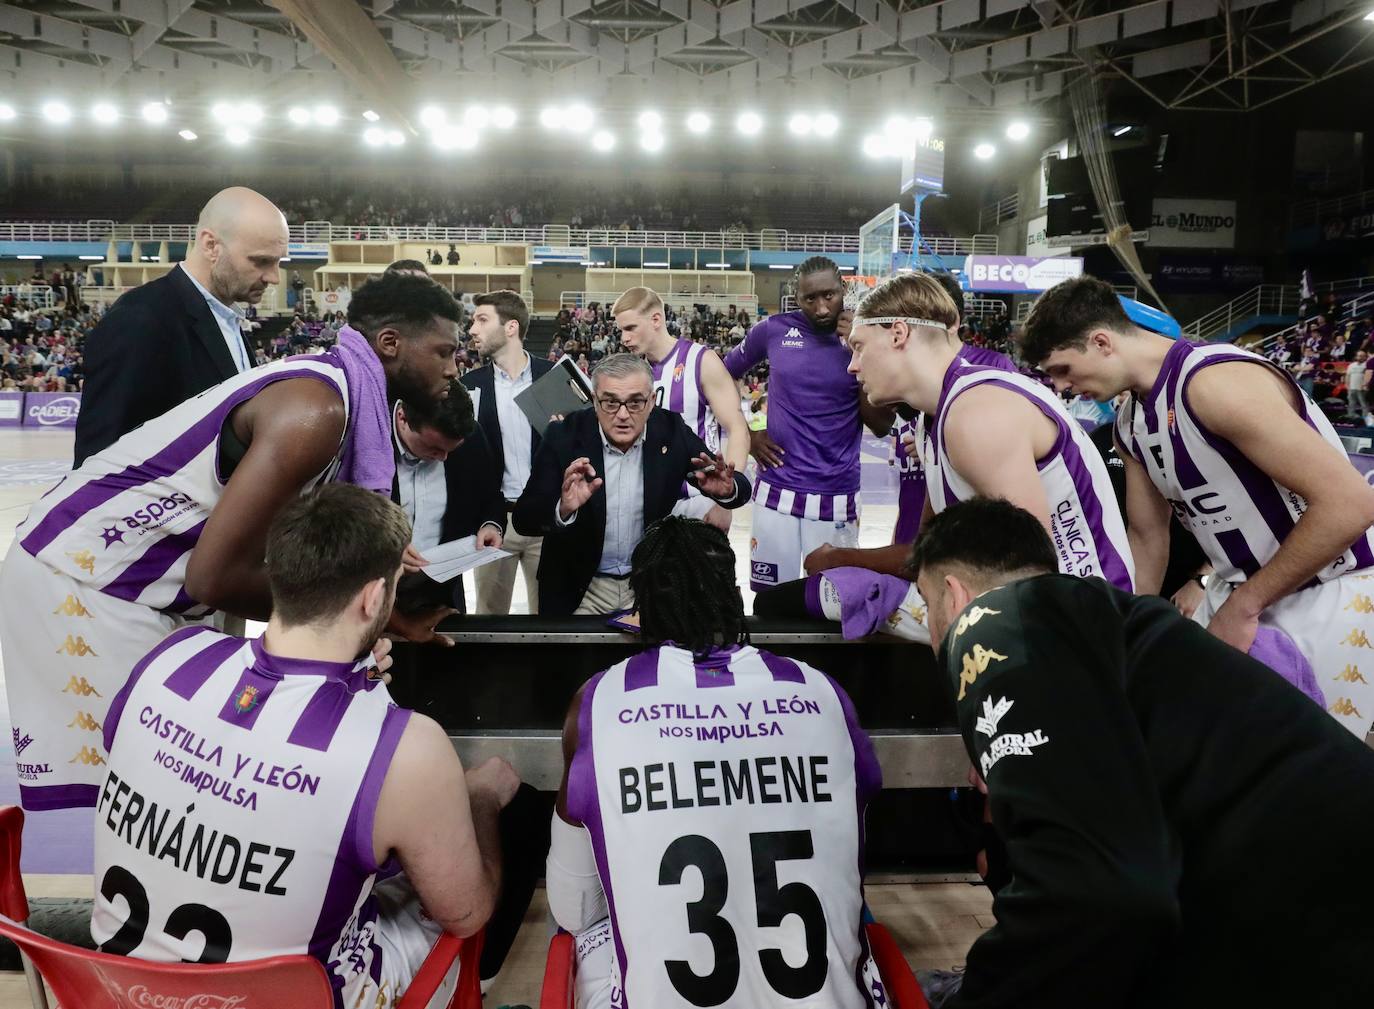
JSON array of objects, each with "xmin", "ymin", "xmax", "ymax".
[{"xmin": 942, "ymin": 573, "xmax": 1374, "ymax": 1009}]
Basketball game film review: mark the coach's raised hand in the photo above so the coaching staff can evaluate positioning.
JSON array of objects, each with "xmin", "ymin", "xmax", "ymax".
[{"xmin": 559, "ymin": 457, "xmax": 603, "ymax": 520}]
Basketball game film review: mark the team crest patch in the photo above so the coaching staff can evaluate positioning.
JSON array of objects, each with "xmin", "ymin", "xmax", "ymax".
[
  {"xmin": 232, "ymin": 685, "xmax": 260, "ymax": 715},
  {"xmin": 1166, "ymin": 408, "xmax": 1176, "ymax": 433},
  {"xmin": 673, "ymin": 363, "xmax": 685, "ymax": 381}
]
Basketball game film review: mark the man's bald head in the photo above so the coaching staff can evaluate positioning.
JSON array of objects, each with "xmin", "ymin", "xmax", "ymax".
[{"xmin": 188, "ymin": 187, "xmax": 289, "ymax": 306}]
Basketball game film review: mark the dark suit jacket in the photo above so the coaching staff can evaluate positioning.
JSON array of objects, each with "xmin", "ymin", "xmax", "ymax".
[
  {"xmin": 391, "ymin": 423, "xmax": 506, "ymax": 615},
  {"xmin": 460, "ymin": 354, "xmax": 555, "ymax": 497},
  {"xmin": 75, "ymin": 265, "xmax": 254, "ymax": 464},
  {"xmin": 512, "ymin": 406, "xmax": 750, "ymax": 616}
]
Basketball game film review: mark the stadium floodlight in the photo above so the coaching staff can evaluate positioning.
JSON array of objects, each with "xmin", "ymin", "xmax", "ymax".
[
  {"xmin": 0, "ymin": 104, "xmax": 15, "ymax": 121},
  {"xmin": 464, "ymin": 106, "xmax": 490, "ymax": 129},
  {"xmin": 211, "ymin": 102, "xmax": 234, "ymax": 124},
  {"xmin": 686, "ymin": 111, "xmax": 710, "ymax": 134},
  {"xmin": 287, "ymin": 106, "xmax": 311, "ymax": 126},
  {"xmin": 736, "ymin": 111, "xmax": 762, "ymax": 136},
  {"xmin": 313, "ymin": 105, "xmax": 339, "ymax": 127},
  {"xmin": 386, "ymin": 129, "xmax": 405, "ymax": 147},
  {"xmin": 419, "ymin": 105, "xmax": 446, "ymax": 129},
  {"xmin": 592, "ymin": 130, "xmax": 616, "ymax": 152},
  {"xmin": 973, "ymin": 142, "xmax": 995, "ymax": 160},
  {"xmin": 41, "ymin": 101, "xmax": 72, "ymax": 124},
  {"xmin": 640, "ymin": 132, "xmax": 664, "ymax": 153},
  {"xmin": 178, "ymin": 129, "xmax": 198, "ymax": 141},
  {"xmin": 638, "ymin": 111, "xmax": 662, "ymax": 131},
  {"xmin": 239, "ymin": 103, "xmax": 263, "ymax": 125},
  {"xmin": 813, "ymin": 112, "xmax": 838, "ymax": 137},
  {"xmin": 91, "ymin": 103, "xmax": 119, "ymax": 125},
  {"xmin": 1006, "ymin": 120, "xmax": 1030, "ymax": 141},
  {"xmin": 788, "ymin": 114, "xmax": 813, "ymax": 136},
  {"xmin": 565, "ymin": 104, "xmax": 595, "ymax": 131},
  {"xmin": 492, "ymin": 106, "xmax": 517, "ymax": 128},
  {"xmin": 861, "ymin": 133, "xmax": 890, "ymax": 160},
  {"xmin": 362, "ymin": 109, "xmax": 381, "ymax": 122},
  {"xmin": 225, "ymin": 126, "xmax": 251, "ymax": 146},
  {"xmin": 539, "ymin": 107, "xmax": 561, "ymax": 130},
  {"xmin": 363, "ymin": 126, "xmax": 386, "ymax": 147},
  {"xmin": 433, "ymin": 127, "xmax": 477, "ymax": 152},
  {"xmin": 141, "ymin": 102, "xmax": 169, "ymax": 125}
]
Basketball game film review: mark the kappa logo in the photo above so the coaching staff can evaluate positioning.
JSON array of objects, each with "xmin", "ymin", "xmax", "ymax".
[
  {"xmin": 69, "ymin": 746, "xmax": 105, "ymax": 767},
  {"xmin": 66, "ymin": 549, "xmax": 96, "ymax": 576},
  {"xmin": 781, "ymin": 327, "xmax": 805, "ymax": 348},
  {"xmin": 12, "ymin": 728, "xmax": 33, "ymax": 759},
  {"xmin": 1346, "ymin": 594, "xmax": 1374, "ymax": 614},
  {"xmin": 67, "ymin": 711, "xmax": 102, "ymax": 732},
  {"xmin": 52, "ymin": 595, "xmax": 92, "ymax": 618},
  {"xmin": 1335, "ymin": 664, "xmax": 1368, "ymax": 684},
  {"xmin": 953, "ymin": 606, "xmax": 1001, "ymax": 639},
  {"xmin": 1331, "ymin": 697, "xmax": 1364, "ymax": 719},
  {"xmin": 232, "ymin": 685, "xmax": 260, "ymax": 715},
  {"xmin": 61, "ymin": 675, "xmax": 102, "ymax": 697},
  {"xmin": 56, "ymin": 635, "xmax": 98, "ymax": 657},
  {"xmin": 1342, "ymin": 629, "xmax": 1373, "ymax": 649},
  {"xmin": 975, "ymin": 696, "xmax": 1014, "ymax": 737},
  {"xmin": 957, "ymin": 644, "xmax": 1008, "ymax": 701}
]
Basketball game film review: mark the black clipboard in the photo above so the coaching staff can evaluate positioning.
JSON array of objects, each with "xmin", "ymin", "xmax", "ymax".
[{"xmin": 515, "ymin": 355, "xmax": 595, "ymax": 435}]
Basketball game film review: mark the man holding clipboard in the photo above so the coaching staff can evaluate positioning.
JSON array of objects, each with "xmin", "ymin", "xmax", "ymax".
[{"xmin": 462, "ymin": 291, "xmax": 555, "ymax": 614}]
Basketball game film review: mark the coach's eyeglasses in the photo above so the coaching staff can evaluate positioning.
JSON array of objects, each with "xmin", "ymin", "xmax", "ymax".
[{"xmin": 596, "ymin": 396, "xmax": 650, "ymax": 416}]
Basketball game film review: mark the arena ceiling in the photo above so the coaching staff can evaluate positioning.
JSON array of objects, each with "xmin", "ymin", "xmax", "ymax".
[{"xmin": 1, "ymin": 0, "xmax": 1371, "ymax": 127}]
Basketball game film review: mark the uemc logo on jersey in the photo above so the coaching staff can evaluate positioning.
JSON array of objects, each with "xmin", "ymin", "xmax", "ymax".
[
  {"xmin": 113, "ymin": 491, "xmax": 200, "ymax": 536},
  {"xmin": 781, "ymin": 327, "xmax": 805, "ymax": 348},
  {"xmin": 1167, "ymin": 491, "xmax": 1232, "ymax": 527},
  {"xmin": 27, "ymin": 396, "xmax": 81, "ymax": 426}
]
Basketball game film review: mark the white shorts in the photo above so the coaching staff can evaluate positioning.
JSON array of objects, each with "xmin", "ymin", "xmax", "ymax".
[
  {"xmin": 670, "ymin": 494, "xmax": 723, "ymax": 524},
  {"xmin": 1195, "ymin": 571, "xmax": 1374, "ymax": 739},
  {"xmin": 816, "ymin": 575, "xmax": 932, "ymax": 645},
  {"xmin": 351, "ymin": 876, "xmax": 459, "ymax": 1009},
  {"xmin": 572, "ymin": 919, "xmax": 616, "ymax": 1009},
  {"xmin": 0, "ymin": 544, "xmax": 186, "ymax": 810},
  {"xmin": 749, "ymin": 505, "xmax": 860, "ymax": 592}
]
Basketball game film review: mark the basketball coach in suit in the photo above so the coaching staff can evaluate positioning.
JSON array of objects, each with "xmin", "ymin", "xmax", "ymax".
[
  {"xmin": 513, "ymin": 354, "xmax": 750, "ymax": 616},
  {"xmin": 74, "ymin": 187, "xmax": 289, "ymax": 464}
]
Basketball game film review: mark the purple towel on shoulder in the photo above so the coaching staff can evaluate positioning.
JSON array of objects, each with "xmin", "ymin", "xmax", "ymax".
[
  {"xmin": 804, "ymin": 567, "xmax": 914, "ymax": 640},
  {"xmin": 324, "ymin": 325, "xmax": 394, "ymax": 495},
  {"xmin": 1248, "ymin": 626, "xmax": 1326, "ymax": 708}
]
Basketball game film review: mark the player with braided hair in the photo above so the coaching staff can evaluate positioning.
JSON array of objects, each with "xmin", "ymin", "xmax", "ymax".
[{"xmin": 546, "ymin": 516, "xmax": 884, "ymax": 1009}]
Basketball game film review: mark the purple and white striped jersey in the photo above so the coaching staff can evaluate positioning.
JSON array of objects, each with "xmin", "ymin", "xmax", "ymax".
[
  {"xmin": 724, "ymin": 311, "xmax": 863, "ymax": 522},
  {"xmin": 651, "ymin": 339, "xmax": 721, "ymax": 454},
  {"xmin": 566, "ymin": 644, "xmax": 882, "ymax": 1009},
  {"xmin": 93, "ymin": 627, "xmax": 407, "ymax": 1008},
  {"xmin": 1115, "ymin": 339, "xmax": 1374, "ymax": 585},
  {"xmin": 893, "ymin": 345, "xmax": 1018, "ymax": 545},
  {"xmin": 17, "ymin": 357, "xmax": 350, "ymax": 615},
  {"xmin": 926, "ymin": 359, "xmax": 1135, "ymax": 591}
]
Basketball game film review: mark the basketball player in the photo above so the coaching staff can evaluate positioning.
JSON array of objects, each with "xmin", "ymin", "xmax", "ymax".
[
  {"xmin": 546, "ymin": 517, "xmax": 884, "ymax": 1009},
  {"xmin": 93, "ymin": 485, "xmax": 520, "ymax": 1006},
  {"xmin": 0, "ymin": 272, "xmax": 461, "ymax": 811},
  {"xmin": 844, "ymin": 273, "xmax": 1134, "ymax": 592},
  {"xmin": 804, "ymin": 271, "xmax": 1015, "ymax": 578},
  {"xmin": 1022, "ymin": 275, "xmax": 1374, "ymax": 737},
  {"xmin": 723, "ymin": 257, "xmax": 896, "ymax": 590},
  {"xmin": 911, "ymin": 497, "xmax": 1374, "ymax": 1009},
  {"xmin": 612, "ymin": 287, "xmax": 750, "ymax": 530}
]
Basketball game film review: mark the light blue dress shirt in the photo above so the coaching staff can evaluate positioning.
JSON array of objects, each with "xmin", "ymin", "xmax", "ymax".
[{"xmin": 179, "ymin": 263, "xmax": 250, "ymax": 373}]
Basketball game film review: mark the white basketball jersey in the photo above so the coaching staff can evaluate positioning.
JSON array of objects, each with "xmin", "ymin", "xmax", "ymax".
[
  {"xmin": 651, "ymin": 339, "xmax": 722, "ymax": 453},
  {"xmin": 92, "ymin": 626, "xmax": 407, "ymax": 1008},
  {"xmin": 1116, "ymin": 339, "xmax": 1374, "ymax": 585},
  {"xmin": 925, "ymin": 361, "xmax": 1135, "ymax": 591},
  {"xmin": 566, "ymin": 644, "xmax": 883, "ymax": 1009},
  {"xmin": 17, "ymin": 357, "xmax": 349, "ymax": 615}
]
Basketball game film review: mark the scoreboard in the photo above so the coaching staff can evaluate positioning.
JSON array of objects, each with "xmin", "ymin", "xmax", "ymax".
[{"xmin": 901, "ymin": 133, "xmax": 946, "ymax": 195}]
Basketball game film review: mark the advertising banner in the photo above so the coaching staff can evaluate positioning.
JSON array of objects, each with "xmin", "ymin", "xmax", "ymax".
[
  {"xmin": 963, "ymin": 255, "xmax": 1084, "ymax": 293},
  {"xmin": 1149, "ymin": 199, "xmax": 1237, "ymax": 249},
  {"xmin": 23, "ymin": 392, "xmax": 81, "ymax": 428},
  {"xmin": 1025, "ymin": 215, "xmax": 1073, "ymax": 258},
  {"xmin": 0, "ymin": 392, "xmax": 22, "ymax": 428}
]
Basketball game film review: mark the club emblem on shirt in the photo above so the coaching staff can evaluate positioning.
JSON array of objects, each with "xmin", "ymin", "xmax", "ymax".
[
  {"xmin": 673, "ymin": 364, "xmax": 685, "ymax": 382},
  {"xmin": 100, "ymin": 526, "xmax": 125, "ymax": 548},
  {"xmin": 232, "ymin": 685, "xmax": 260, "ymax": 715},
  {"xmin": 69, "ymin": 746, "xmax": 105, "ymax": 767},
  {"xmin": 61, "ymin": 676, "xmax": 101, "ymax": 697},
  {"xmin": 56, "ymin": 635, "xmax": 97, "ymax": 657},
  {"xmin": 1166, "ymin": 408, "xmax": 1176, "ymax": 434},
  {"xmin": 1335, "ymin": 664, "xmax": 1368, "ymax": 684},
  {"xmin": 52, "ymin": 595, "xmax": 92, "ymax": 618},
  {"xmin": 1341, "ymin": 629, "xmax": 1373, "ymax": 649},
  {"xmin": 1345, "ymin": 594, "xmax": 1374, "ymax": 614},
  {"xmin": 957, "ymin": 644, "xmax": 1008, "ymax": 701},
  {"xmin": 953, "ymin": 606, "xmax": 1001, "ymax": 639},
  {"xmin": 67, "ymin": 711, "xmax": 101, "ymax": 732},
  {"xmin": 975, "ymin": 696, "xmax": 1014, "ymax": 737},
  {"xmin": 1331, "ymin": 697, "xmax": 1364, "ymax": 719},
  {"xmin": 66, "ymin": 549, "xmax": 96, "ymax": 576}
]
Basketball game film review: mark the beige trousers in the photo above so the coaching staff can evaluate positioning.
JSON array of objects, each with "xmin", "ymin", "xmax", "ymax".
[{"xmin": 474, "ymin": 516, "xmax": 543, "ymax": 615}]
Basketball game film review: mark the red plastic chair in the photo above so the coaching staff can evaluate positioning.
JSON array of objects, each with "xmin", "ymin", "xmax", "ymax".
[
  {"xmin": 0, "ymin": 804, "xmax": 482, "ymax": 1009},
  {"xmin": 537, "ymin": 921, "xmax": 929, "ymax": 1009}
]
